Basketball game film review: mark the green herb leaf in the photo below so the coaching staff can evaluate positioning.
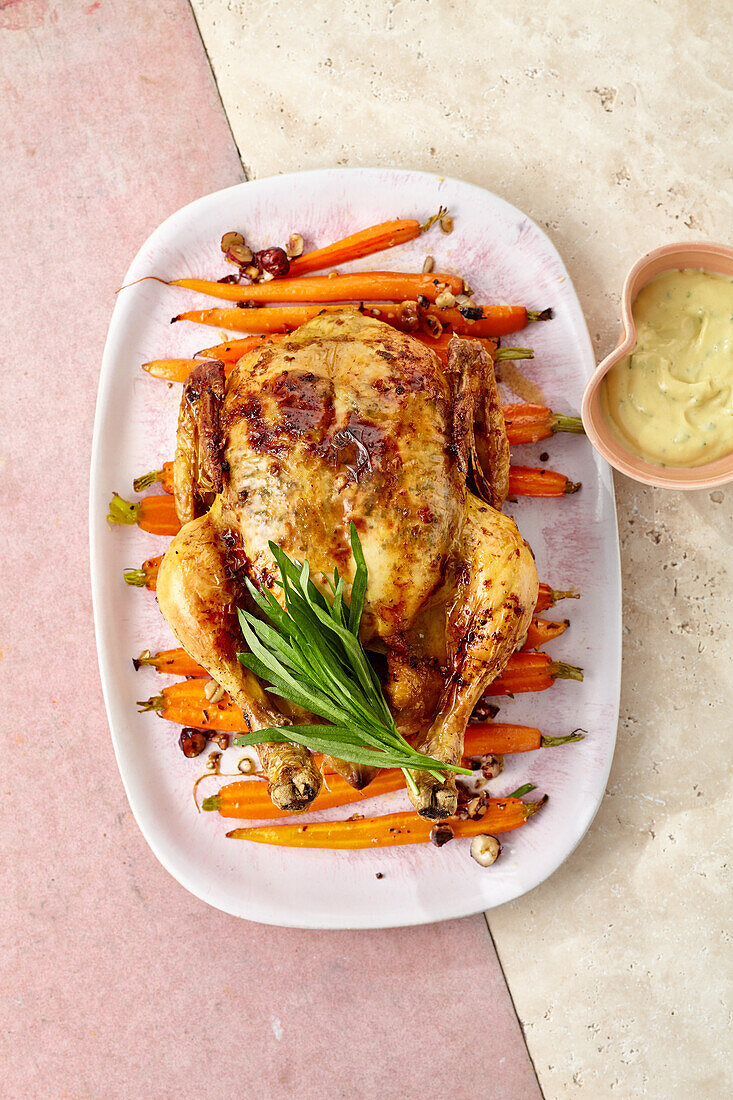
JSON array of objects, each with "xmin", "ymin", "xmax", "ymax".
[
  {"xmin": 236, "ymin": 527, "xmax": 471, "ymax": 780},
  {"xmin": 507, "ymin": 783, "xmax": 537, "ymax": 799}
]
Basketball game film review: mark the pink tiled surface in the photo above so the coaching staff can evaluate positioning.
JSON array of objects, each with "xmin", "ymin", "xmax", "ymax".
[{"xmin": 0, "ymin": 2, "xmax": 540, "ymax": 1096}]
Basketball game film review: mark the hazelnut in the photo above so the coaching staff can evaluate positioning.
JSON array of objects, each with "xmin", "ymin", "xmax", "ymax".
[
  {"xmin": 210, "ymin": 733, "xmax": 230, "ymax": 751},
  {"xmin": 237, "ymin": 756, "xmax": 256, "ymax": 775},
  {"xmin": 221, "ymin": 231, "xmax": 244, "ymax": 253},
  {"xmin": 179, "ymin": 728, "xmax": 207, "ymax": 758},
  {"xmin": 204, "ymin": 679, "xmax": 226, "ymax": 704},
  {"xmin": 285, "ymin": 232, "xmax": 304, "ymax": 258},
  {"xmin": 470, "ymin": 834, "xmax": 502, "ymax": 867},
  {"xmin": 480, "ymin": 753, "xmax": 504, "ymax": 780},
  {"xmin": 256, "ymin": 247, "xmax": 290, "ymax": 278},
  {"xmin": 422, "ymin": 255, "xmax": 435, "ymax": 274},
  {"xmin": 430, "ymin": 823, "xmax": 454, "ymax": 847},
  {"xmin": 434, "ymin": 290, "xmax": 456, "ymax": 309},
  {"xmin": 226, "ymin": 243, "xmax": 253, "ymax": 266}
]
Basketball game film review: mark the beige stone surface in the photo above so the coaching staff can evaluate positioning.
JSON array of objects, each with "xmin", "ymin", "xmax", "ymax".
[{"xmin": 191, "ymin": 1, "xmax": 732, "ymax": 1093}]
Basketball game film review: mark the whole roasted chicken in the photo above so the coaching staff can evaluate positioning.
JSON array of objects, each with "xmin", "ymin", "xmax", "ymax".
[{"xmin": 157, "ymin": 308, "xmax": 538, "ymax": 818}]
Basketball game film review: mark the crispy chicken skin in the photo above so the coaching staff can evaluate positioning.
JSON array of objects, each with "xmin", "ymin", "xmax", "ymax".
[{"xmin": 157, "ymin": 308, "xmax": 538, "ymax": 816}]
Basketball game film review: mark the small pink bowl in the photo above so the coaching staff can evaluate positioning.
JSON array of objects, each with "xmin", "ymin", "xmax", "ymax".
[{"xmin": 581, "ymin": 241, "xmax": 733, "ymax": 490}]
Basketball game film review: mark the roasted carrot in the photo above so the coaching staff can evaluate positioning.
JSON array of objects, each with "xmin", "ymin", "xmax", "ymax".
[
  {"xmin": 204, "ymin": 770, "xmax": 406, "ymax": 819},
  {"xmin": 521, "ymin": 616, "xmax": 569, "ymax": 650},
  {"xmin": 138, "ymin": 652, "xmax": 582, "ymax": 730},
  {"xmin": 486, "ymin": 653, "xmax": 583, "ymax": 696},
  {"xmin": 140, "ymin": 358, "xmax": 202, "ymax": 383},
  {"xmin": 361, "ymin": 303, "xmax": 545, "ymax": 338},
  {"xmin": 133, "ymin": 647, "xmax": 205, "ymax": 677},
  {"xmin": 169, "ymin": 271, "xmax": 464, "ymax": 304},
  {"xmin": 173, "ymin": 305, "xmax": 331, "ymax": 333},
  {"xmin": 464, "ymin": 723, "xmax": 584, "ymax": 755},
  {"xmin": 226, "ymin": 798, "xmax": 546, "ymax": 847},
  {"xmin": 123, "ymin": 555, "xmax": 163, "ymax": 590},
  {"xmin": 195, "ymin": 334, "xmax": 285, "ymax": 363},
  {"xmin": 138, "ymin": 679, "xmax": 245, "ymax": 731},
  {"xmin": 508, "ymin": 465, "xmax": 581, "ymax": 497},
  {"xmin": 174, "ymin": 303, "xmax": 547, "ymax": 338},
  {"xmin": 108, "ymin": 493, "xmax": 180, "ymax": 536},
  {"xmin": 287, "ymin": 215, "xmax": 443, "ymax": 277},
  {"xmin": 535, "ymin": 583, "xmax": 579, "ymax": 613},
  {"xmin": 503, "ymin": 404, "xmax": 584, "ymax": 444},
  {"xmin": 204, "ymin": 726, "xmax": 581, "ymax": 820}
]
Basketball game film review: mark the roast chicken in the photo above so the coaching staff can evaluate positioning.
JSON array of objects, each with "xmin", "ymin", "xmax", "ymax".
[{"xmin": 157, "ymin": 308, "xmax": 538, "ymax": 818}]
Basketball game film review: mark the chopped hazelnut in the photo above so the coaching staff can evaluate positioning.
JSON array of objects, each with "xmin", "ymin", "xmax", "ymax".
[
  {"xmin": 285, "ymin": 232, "xmax": 304, "ymax": 258},
  {"xmin": 430, "ymin": 823, "xmax": 454, "ymax": 847}
]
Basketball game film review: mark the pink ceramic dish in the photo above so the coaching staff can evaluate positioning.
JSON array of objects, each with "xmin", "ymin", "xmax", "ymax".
[{"xmin": 581, "ymin": 241, "xmax": 733, "ymax": 490}]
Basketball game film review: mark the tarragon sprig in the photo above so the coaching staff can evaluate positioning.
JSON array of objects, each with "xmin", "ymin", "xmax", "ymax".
[{"xmin": 234, "ymin": 523, "xmax": 471, "ymax": 795}]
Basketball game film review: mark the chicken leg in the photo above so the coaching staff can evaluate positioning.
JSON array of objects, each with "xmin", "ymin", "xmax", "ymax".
[
  {"xmin": 156, "ymin": 512, "xmax": 323, "ymax": 812},
  {"xmin": 409, "ymin": 495, "xmax": 538, "ymax": 819}
]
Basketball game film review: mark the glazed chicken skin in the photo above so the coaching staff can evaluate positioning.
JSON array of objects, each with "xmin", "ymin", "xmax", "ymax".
[{"xmin": 157, "ymin": 308, "xmax": 538, "ymax": 817}]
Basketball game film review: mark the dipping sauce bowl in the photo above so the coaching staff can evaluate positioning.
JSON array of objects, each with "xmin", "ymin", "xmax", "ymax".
[{"xmin": 581, "ymin": 241, "xmax": 733, "ymax": 490}]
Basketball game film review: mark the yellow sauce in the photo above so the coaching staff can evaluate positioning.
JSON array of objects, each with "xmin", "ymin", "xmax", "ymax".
[{"xmin": 600, "ymin": 269, "xmax": 733, "ymax": 467}]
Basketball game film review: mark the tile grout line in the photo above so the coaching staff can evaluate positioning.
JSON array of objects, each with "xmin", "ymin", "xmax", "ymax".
[
  {"xmin": 186, "ymin": 0, "xmax": 251, "ymax": 181},
  {"xmin": 483, "ymin": 911, "xmax": 546, "ymax": 1099}
]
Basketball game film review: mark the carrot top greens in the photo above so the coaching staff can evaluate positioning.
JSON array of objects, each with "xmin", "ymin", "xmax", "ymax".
[{"xmin": 234, "ymin": 523, "xmax": 471, "ymax": 795}]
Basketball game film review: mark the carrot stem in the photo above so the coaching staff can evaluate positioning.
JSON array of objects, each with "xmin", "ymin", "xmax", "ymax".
[
  {"xmin": 133, "ymin": 468, "xmax": 164, "ymax": 492},
  {"xmin": 535, "ymin": 584, "xmax": 579, "ymax": 613},
  {"xmin": 108, "ymin": 493, "xmax": 179, "ymax": 535},
  {"xmin": 123, "ymin": 555, "xmax": 163, "ymax": 591},
  {"xmin": 541, "ymin": 731, "xmax": 586, "ymax": 747},
  {"xmin": 107, "ymin": 493, "xmax": 139, "ymax": 526},
  {"xmin": 494, "ymin": 347, "xmax": 534, "ymax": 361}
]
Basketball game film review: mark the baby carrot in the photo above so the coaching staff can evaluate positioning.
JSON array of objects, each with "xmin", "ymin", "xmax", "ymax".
[
  {"xmin": 195, "ymin": 334, "xmax": 285, "ymax": 362},
  {"xmin": 169, "ymin": 271, "xmax": 464, "ymax": 303},
  {"xmin": 133, "ymin": 647, "xmax": 205, "ymax": 677},
  {"xmin": 503, "ymin": 404, "xmax": 584, "ymax": 443},
  {"xmin": 226, "ymin": 798, "xmax": 546, "ymax": 847},
  {"xmin": 507, "ymin": 466, "xmax": 581, "ymax": 497},
  {"xmin": 140, "ymin": 358, "xmax": 201, "ymax": 383},
  {"xmin": 287, "ymin": 214, "xmax": 443, "ymax": 277},
  {"xmin": 107, "ymin": 493, "xmax": 180, "ymax": 536},
  {"xmin": 521, "ymin": 617, "xmax": 569, "ymax": 650},
  {"xmin": 123, "ymin": 555, "xmax": 163, "ymax": 590},
  {"xmin": 486, "ymin": 653, "xmax": 583, "ymax": 696},
  {"xmin": 137, "ymin": 652, "xmax": 583, "ymax": 730}
]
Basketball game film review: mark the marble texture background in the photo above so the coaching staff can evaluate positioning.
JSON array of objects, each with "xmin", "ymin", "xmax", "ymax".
[{"xmin": 189, "ymin": 0, "xmax": 733, "ymax": 1094}]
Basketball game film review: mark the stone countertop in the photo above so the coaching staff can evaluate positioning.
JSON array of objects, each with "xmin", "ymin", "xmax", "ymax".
[{"xmin": 191, "ymin": 1, "xmax": 732, "ymax": 1094}]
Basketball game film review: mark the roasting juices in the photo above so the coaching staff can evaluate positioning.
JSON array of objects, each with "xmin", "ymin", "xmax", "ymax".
[{"xmin": 600, "ymin": 269, "xmax": 733, "ymax": 467}]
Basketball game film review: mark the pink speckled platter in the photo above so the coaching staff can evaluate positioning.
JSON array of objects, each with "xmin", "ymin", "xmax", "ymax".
[{"xmin": 90, "ymin": 168, "xmax": 621, "ymax": 927}]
